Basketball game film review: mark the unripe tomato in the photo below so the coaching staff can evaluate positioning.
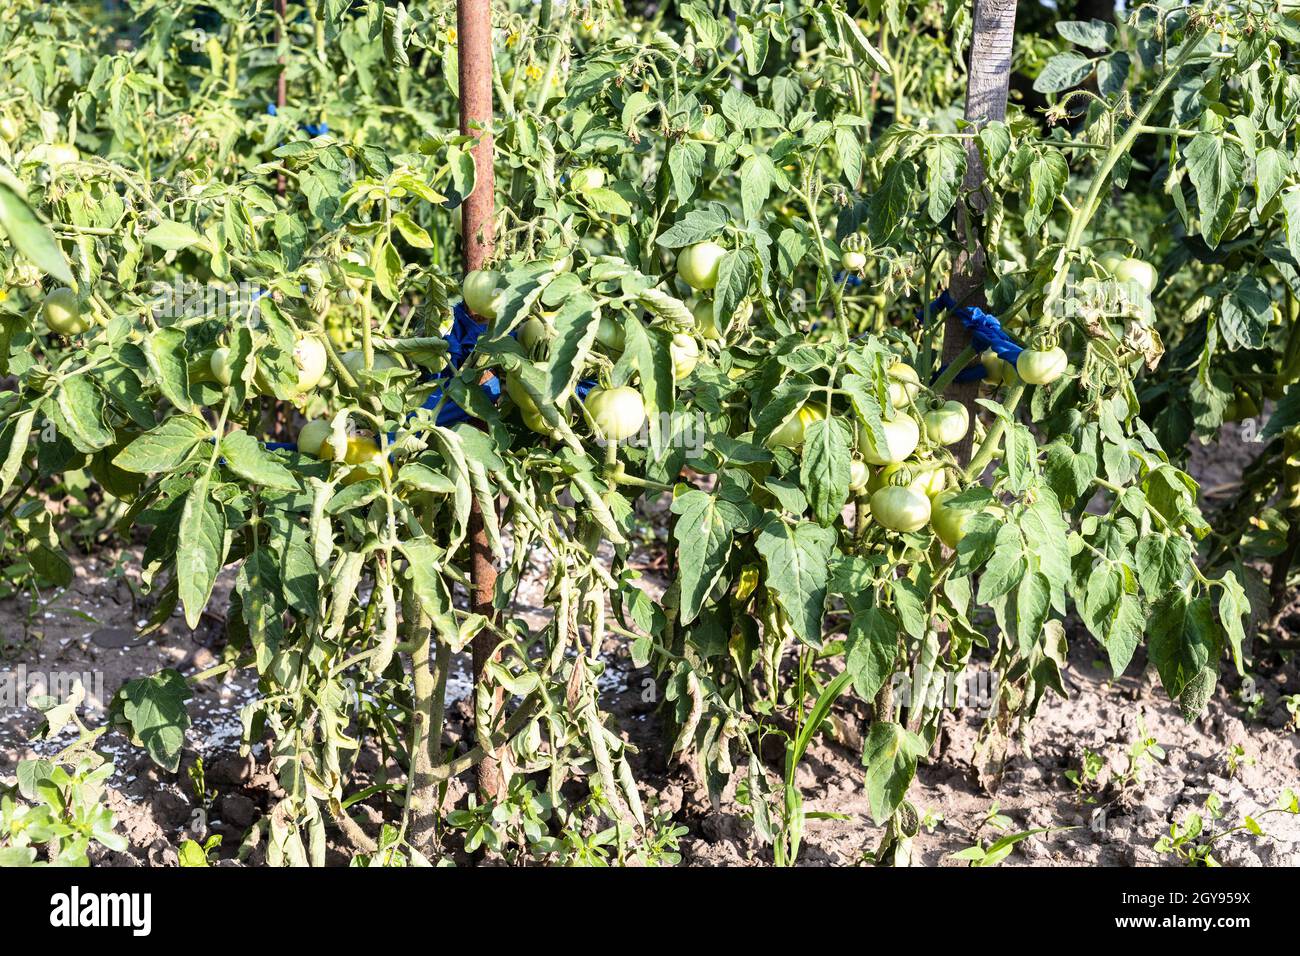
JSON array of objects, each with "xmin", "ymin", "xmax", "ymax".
[
  {"xmin": 735, "ymin": 298, "xmax": 754, "ymax": 326},
  {"xmin": 1102, "ymin": 252, "xmax": 1157, "ymax": 296},
  {"xmin": 342, "ymin": 454, "xmax": 390, "ymax": 486},
  {"xmin": 585, "ymin": 385, "xmax": 646, "ymax": 441},
  {"xmin": 1224, "ymin": 387, "xmax": 1261, "ymax": 422},
  {"xmin": 571, "ymin": 167, "xmax": 606, "ymax": 191},
  {"xmin": 849, "ymin": 459, "xmax": 870, "ymax": 493},
  {"xmin": 518, "ymin": 315, "xmax": 550, "ymax": 353},
  {"xmin": 766, "ymin": 401, "xmax": 827, "ymax": 449},
  {"xmin": 870, "ymin": 460, "xmax": 946, "ymax": 498},
  {"xmin": 0, "ymin": 115, "xmax": 19, "ymax": 143},
  {"xmin": 691, "ymin": 298, "xmax": 719, "ymax": 340},
  {"xmin": 520, "ymin": 403, "xmax": 550, "ymax": 435},
  {"xmin": 463, "ymin": 268, "xmax": 503, "ymax": 319},
  {"xmin": 870, "ymin": 485, "xmax": 931, "ymax": 532},
  {"xmin": 292, "ymin": 335, "xmax": 329, "ymax": 392},
  {"xmin": 670, "ymin": 333, "xmax": 699, "ymax": 380},
  {"xmin": 1016, "ymin": 347, "xmax": 1068, "ymax": 385},
  {"xmin": 1097, "ymin": 250, "xmax": 1124, "ymax": 273},
  {"xmin": 841, "ymin": 250, "xmax": 866, "ymax": 272},
  {"xmin": 41, "ymin": 143, "xmax": 80, "ymax": 167},
  {"xmin": 40, "ymin": 287, "xmax": 90, "ymax": 334},
  {"xmin": 981, "ymin": 349, "xmax": 1017, "ymax": 385},
  {"xmin": 923, "ymin": 400, "xmax": 970, "ymax": 446},
  {"xmin": 210, "ymin": 347, "xmax": 236, "ymax": 386},
  {"xmin": 929, "ymin": 490, "xmax": 971, "ymax": 548},
  {"xmin": 688, "ymin": 123, "xmax": 716, "ymax": 143},
  {"xmin": 857, "ymin": 414, "xmax": 920, "ymax": 465},
  {"xmin": 504, "ymin": 368, "xmax": 538, "ymax": 413},
  {"xmin": 887, "ymin": 362, "xmax": 920, "ymax": 407},
  {"xmin": 595, "ymin": 314, "xmax": 625, "ymax": 351},
  {"xmin": 297, "ymin": 419, "xmax": 332, "ymax": 458},
  {"xmin": 339, "ymin": 250, "xmax": 368, "ymax": 288},
  {"xmin": 341, "ymin": 349, "xmax": 400, "ymax": 378},
  {"xmin": 677, "ymin": 241, "xmax": 727, "ymax": 291},
  {"xmin": 321, "ymin": 433, "xmax": 379, "ymax": 466}
]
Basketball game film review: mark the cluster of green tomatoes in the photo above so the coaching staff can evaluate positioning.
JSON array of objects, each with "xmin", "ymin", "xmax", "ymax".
[{"xmin": 458, "ymin": 239, "xmax": 745, "ymax": 447}]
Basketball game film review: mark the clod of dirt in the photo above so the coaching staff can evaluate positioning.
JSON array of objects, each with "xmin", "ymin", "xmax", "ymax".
[
  {"xmin": 208, "ymin": 753, "xmax": 255, "ymax": 787},
  {"xmin": 219, "ymin": 793, "xmax": 259, "ymax": 829}
]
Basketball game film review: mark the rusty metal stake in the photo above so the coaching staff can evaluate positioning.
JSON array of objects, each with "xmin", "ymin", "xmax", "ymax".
[{"xmin": 457, "ymin": 0, "xmax": 503, "ymax": 801}]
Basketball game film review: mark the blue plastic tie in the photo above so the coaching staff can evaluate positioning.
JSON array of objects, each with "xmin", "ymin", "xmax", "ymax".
[
  {"xmin": 919, "ymin": 291, "xmax": 1023, "ymax": 383},
  {"xmin": 266, "ymin": 103, "xmax": 329, "ymax": 137}
]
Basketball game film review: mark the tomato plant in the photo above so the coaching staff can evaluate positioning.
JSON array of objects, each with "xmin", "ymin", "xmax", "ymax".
[{"xmin": 0, "ymin": 0, "xmax": 1289, "ymax": 870}]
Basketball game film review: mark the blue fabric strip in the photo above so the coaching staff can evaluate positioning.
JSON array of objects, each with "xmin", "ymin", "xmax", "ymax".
[{"xmin": 919, "ymin": 291, "xmax": 1023, "ymax": 383}]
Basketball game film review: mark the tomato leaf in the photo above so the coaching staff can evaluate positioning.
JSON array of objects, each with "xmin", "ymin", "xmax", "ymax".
[
  {"xmin": 0, "ymin": 174, "xmax": 74, "ymax": 285},
  {"xmin": 1184, "ymin": 132, "xmax": 1245, "ymax": 248},
  {"xmin": 110, "ymin": 670, "xmax": 192, "ymax": 772},
  {"xmin": 862, "ymin": 722, "xmax": 926, "ymax": 825},
  {"xmin": 220, "ymin": 430, "xmax": 299, "ymax": 491},
  {"xmin": 671, "ymin": 488, "xmax": 744, "ymax": 624},
  {"xmin": 800, "ymin": 417, "xmax": 851, "ymax": 527},
  {"xmin": 113, "ymin": 415, "xmax": 211, "ymax": 473},
  {"xmin": 844, "ymin": 606, "xmax": 897, "ymax": 702},
  {"xmin": 754, "ymin": 515, "xmax": 836, "ymax": 646}
]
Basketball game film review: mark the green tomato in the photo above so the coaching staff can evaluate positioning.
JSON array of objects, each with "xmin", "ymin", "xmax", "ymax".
[
  {"xmin": 40, "ymin": 287, "xmax": 89, "ymax": 334},
  {"xmin": 980, "ymin": 349, "xmax": 1017, "ymax": 385},
  {"xmin": 292, "ymin": 335, "xmax": 329, "ymax": 392},
  {"xmin": 518, "ymin": 315, "xmax": 550, "ymax": 353},
  {"xmin": 849, "ymin": 459, "xmax": 870, "ymax": 493},
  {"xmin": 692, "ymin": 298, "xmax": 720, "ymax": 340},
  {"xmin": 857, "ymin": 414, "xmax": 920, "ymax": 466},
  {"xmin": 1097, "ymin": 250, "xmax": 1124, "ymax": 272},
  {"xmin": 337, "ymin": 250, "xmax": 369, "ymax": 290},
  {"xmin": 341, "ymin": 349, "xmax": 400, "ymax": 379},
  {"xmin": 520, "ymin": 403, "xmax": 550, "ymax": 435},
  {"xmin": 210, "ymin": 347, "xmax": 236, "ymax": 386},
  {"xmin": 870, "ymin": 460, "xmax": 946, "ymax": 498},
  {"xmin": 1016, "ymin": 347, "xmax": 1068, "ymax": 385},
  {"xmin": 766, "ymin": 401, "xmax": 827, "ymax": 449},
  {"xmin": 887, "ymin": 361, "xmax": 921, "ymax": 407},
  {"xmin": 595, "ymin": 314, "xmax": 626, "ymax": 351},
  {"xmin": 571, "ymin": 167, "xmax": 606, "ymax": 191},
  {"xmin": 463, "ymin": 268, "xmax": 503, "ymax": 319},
  {"xmin": 929, "ymin": 490, "xmax": 971, "ymax": 548},
  {"xmin": 1102, "ymin": 253, "xmax": 1157, "ymax": 296},
  {"xmin": 585, "ymin": 385, "xmax": 646, "ymax": 441},
  {"xmin": 297, "ymin": 419, "xmax": 332, "ymax": 458},
  {"xmin": 691, "ymin": 297, "xmax": 750, "ymax": 341},
  {"xmin": 670, "ymin": 333, "xmax": 699, "ymax": 380},
  {"xmin": 0, "ymin": 115, "xmax": 19, "ymax": 143},
  {"xmin": 870, "ymin": 485, "xmax": 931, "ymax": 533},
  {"xmin": 39, "ymin": 143, "xmax": 80, "ymax": 167},
  {"xmin": 677, "ymin": 241, "xmax": 727, "ymax": 291},
  {"xmin": 841, "ymin": 250, "xmax": 866, "ymax": 271},
  {"xmin": 505, "ymin": 367, "xmax": 537, "ymax": 412},
  {"xmin": 922, "ymin": 400, "xmax": 970, "ymax": 446}
]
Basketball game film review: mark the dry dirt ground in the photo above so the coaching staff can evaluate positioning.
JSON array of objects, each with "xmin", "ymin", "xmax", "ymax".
[{"xmin": 1, "ymin": 423, "xmax": 1297, "ymax": 867}]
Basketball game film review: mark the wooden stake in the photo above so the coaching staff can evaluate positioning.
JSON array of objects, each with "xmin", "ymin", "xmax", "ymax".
[
  {"xmin": 941, "ymin": 0, "xmax": 1018, "ymax": 468},
  {"xmin": 457, "ymin": 0, "xmax": 503, "ymax": 801}
]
